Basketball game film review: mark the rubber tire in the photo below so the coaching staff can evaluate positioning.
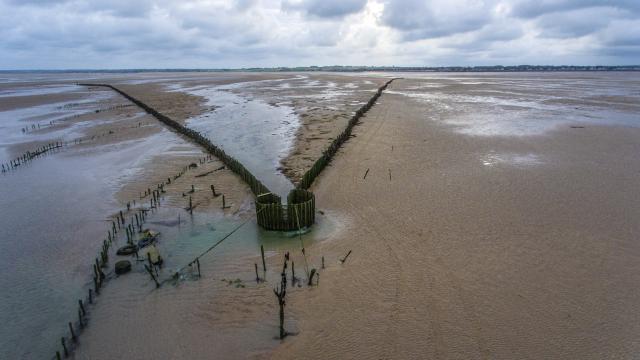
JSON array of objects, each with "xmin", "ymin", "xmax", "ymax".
[{"xmin": 115, "ymin": 260, "xmax": 132, "ymax": 275}]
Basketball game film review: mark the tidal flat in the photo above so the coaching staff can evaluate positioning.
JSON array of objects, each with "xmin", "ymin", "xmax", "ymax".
[{"xmin": 1, "ymin": 71, "xmax": 639, "ymax": 359}]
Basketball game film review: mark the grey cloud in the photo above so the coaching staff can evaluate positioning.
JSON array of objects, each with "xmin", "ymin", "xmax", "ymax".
[
  {"xmin": 534, "ymin": 7, "xmax": 624, "ymax": 38},
  {"xmin": 598, "ymin": 19, "xmax": 640, "ymax": 46},
  {"xmin": 0, "ymin": 0, "xmax": 638, "ymax": 69},
  {"xmin": 235, "ymin": 0, "xmax": 257, "ymax": 11},
  {"xmin": 381, "ymin": 0, "xmax": 495, "ymax": 40},
  {"xmin": 282, "ymin": 0, "xmax": 367, "ymax": 18},
  {"xmin": 510, "ymin": 0, "xmax": 640, "ymax": 18}
]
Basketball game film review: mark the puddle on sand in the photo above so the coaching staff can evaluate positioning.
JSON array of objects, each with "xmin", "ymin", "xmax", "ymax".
[
  {"xmin": 388, "ymin": 73, "xmax": 640, "ymax": 137},
  {"xmin": 0, "ymin": 73, "xmax": 341, "ymax": 359},
  {"xmin": 132, "ymin": 204, "xmax": 338, "ymax": 282},
  {"xmin": 480, "ymin": 152, "xmax": 543, "ymax": 167}
]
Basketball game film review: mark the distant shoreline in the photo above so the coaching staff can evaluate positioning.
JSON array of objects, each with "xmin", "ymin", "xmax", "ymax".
[{"xmin": 1, "ymin": 65, "xmax": 639, "ymax": 73}]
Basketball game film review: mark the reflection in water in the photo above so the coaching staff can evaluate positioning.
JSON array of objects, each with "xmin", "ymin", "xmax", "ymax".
[
  {"xmin": 180, "ymin": 83, "xmax": 300, "ymax": 198},
  {"xmin": 387, "ymin": 73, "xmax": 640, "ymax": 136},
  {"xmin": 0, "ymin": 74, "xmax": 334, "ymax": 359}
]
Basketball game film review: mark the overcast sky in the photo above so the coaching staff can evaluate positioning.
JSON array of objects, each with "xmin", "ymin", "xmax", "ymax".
[{"xmin": 0, "ymin": 0, "xmax": 638, "ymax": 69}]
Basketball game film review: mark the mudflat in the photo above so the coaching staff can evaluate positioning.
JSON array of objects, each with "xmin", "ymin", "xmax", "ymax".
[
  {"xmin": 3, "ymin": 71, "xmax": 640, "ymax": 359},
  {"xmin": 274, "ymin": 74, "xmax": 640, "ymax": 359}
]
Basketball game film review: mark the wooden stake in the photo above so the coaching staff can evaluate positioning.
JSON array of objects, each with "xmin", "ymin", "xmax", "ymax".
[
  {"xmin": 340, "ymin": 250, "xmax": 352, "ymax": 264},
  {"xmin": 144, "ymin": 264, "xmax": 160, "ymax": 288},
  {"xmin": 308, "ymin": 268, "xmax": 316, "ymax": 286},
  {"xmin": 68, "ymin": 322, "xmax": 76, "ymax": 342},
  {"xmin": 254, "ymin": 263, "xmax": 260, "ymax": 283},
  {"xmin": 261, "ymin": 245, "xmax": 267, "ymax": 273},
  {"xmin": 273, "ymin": 258, "xmax": 288, "ymax": 339},
  {"xmin": 61, "ymin": 338, "xmax": 68, "ymax": 357}
]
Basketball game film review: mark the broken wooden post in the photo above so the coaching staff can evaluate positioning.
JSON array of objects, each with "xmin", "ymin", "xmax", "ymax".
[
  {"xmin": 147, "ymin": 252, "xmax": 153, "ymax": 270},
  {"xmin": 93, "ymin": 275, "xmax": 99, "ymax": 295},
  {"xmin": 68, "ymin": 322, "xmax": 76, "ymax": 342},
  {"xmin": 261, "ymin": 245, "xmax": 267, "ymax": 274},
  {"xmin": 322, "ymin": 256, "xmax": 325, "ymax": 269},
  {"xmin": 273, "ymin": 258, "xmax": 288, "ymax": 340},
  {"xmin": 196, "ymin": 258, "xmax": 201, "ymax": 278},
  {"xmin": 88, "ymin": 289, "xmax": 93, "ymax": 304},
  {"xmin": 61, "ymin": 337, "xmax": 68, "ymax": 357},
  {"xmin": 78, "ymin": 299, "xmax": 85, "ymax": 316},
  {"xmin": 340, "ymin": 250, "xmax": 352, "ymax": 264},
  {"xmin": 308, "ymin": 268, "xmax": 317, "ymax": 286},
  {"xmin": 255, "ymin": 263, "xmax": 260, "ymax": 283},
  {"xmin": 144, "ymin": 264, "xmax": 160, "ymax": 288},
  {"xmin": 222, "ymin": 194, "xmax": 230, "ymax": 209}
]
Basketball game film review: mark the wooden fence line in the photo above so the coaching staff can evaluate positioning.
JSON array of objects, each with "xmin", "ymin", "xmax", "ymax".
[
  {"xmin": 78, "ymin": 79, "xmax": 394, "ymax": 231},
  {"xmin": 78, "ymin": 83, "xmax": 272, "ymax": 198},
  {"xmin": 297, "ymin": 78, "xmax": 396, "ymax": 190},
  {"xmin": 79, "ymin": 83, "xmax": 312, "ymax": 231}
]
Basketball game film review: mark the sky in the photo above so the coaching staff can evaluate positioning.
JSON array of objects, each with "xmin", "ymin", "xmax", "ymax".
[{"xmin": 0, "ymin": 0, "xmax": 638, "ymax": 69}]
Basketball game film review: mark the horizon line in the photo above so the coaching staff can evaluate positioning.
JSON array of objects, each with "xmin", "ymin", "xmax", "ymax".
[{"xmin": 1, "ymin": 65, "xmax": 640, "ymax": 73}]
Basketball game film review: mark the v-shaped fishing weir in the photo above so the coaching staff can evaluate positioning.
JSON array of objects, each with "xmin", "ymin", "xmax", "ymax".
[{"xmin": 79, "ymin": 79, "xmax": 395, "ymax": 231}]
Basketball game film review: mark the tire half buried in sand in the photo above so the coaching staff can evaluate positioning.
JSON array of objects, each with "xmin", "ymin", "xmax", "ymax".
[
  {"xmin": 115, "ymin": 260, "xmax": 132, "ymax": 275},
  {"xmin": 116, "ymin": 244, "xmax": 137, "ymax": 256}
]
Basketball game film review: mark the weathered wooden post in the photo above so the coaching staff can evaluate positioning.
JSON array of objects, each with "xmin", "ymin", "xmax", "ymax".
[
  {"xmin": 196, "ymin": 258, "xmax": 201, "ymax": 278},
  {"xmin": 273, "ymin": 260, "xmax": 288, "ymax": 340},
  {"xmin": 222, "ymin": 195, "xmax": 229, "ymax": 209},
  {"xmin": 93, "ymin": 275, "xmax": 99, "ymax": 295},
  {"xmin": 147, "ymin": 251, "xmax": 152, "ymax": 269},
  {"xmin": 68, "ymin": 322, "xmax": 76, "ymax": 342},
  {"xmin": 56, "ymin": 351, "xmax": 62, "ymax": 360},
  {"xmin": 88, "ymin": 289, "xmax": 93, "ymax": 304},
  {"xmin": 254, "ymin": 263, "xmax": 260, "ymax": 283},
  {"xmin": 261, "ymin": 245, "xmax": 267, "ymax": 274},
  {"xmin": 322, "ymin": 256, "xmax": 325, "ymax": 269},
  {"xmin": 340, "ymin": 250, "xmax": 352, "ymax": 264},
  {"xmin": 308, "ymin": 268, "xmax": 317, "ymax": 286},
  {"xmin": 144, "ymin": 264, "xmax": 160, "ymax": 288},
  {"xmin": 61, "ymin": 338, "xmax": 68, "ymax": 357},
  {"xmin": 78, "ymin": 299, "xmax": 86, "ymax": 316}
]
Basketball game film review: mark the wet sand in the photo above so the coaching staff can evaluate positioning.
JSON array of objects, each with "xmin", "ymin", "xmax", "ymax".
[
  {"xmin": 109, "ymin": 73, "xmax": 391, "ymax": 185},
  {"xmin": 274, "ymin": 75, "xmax": 640, "ymax": 359},
  {"xmin": 4, "ymin": 72, "xmax": 640, "ymax": 359}
]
